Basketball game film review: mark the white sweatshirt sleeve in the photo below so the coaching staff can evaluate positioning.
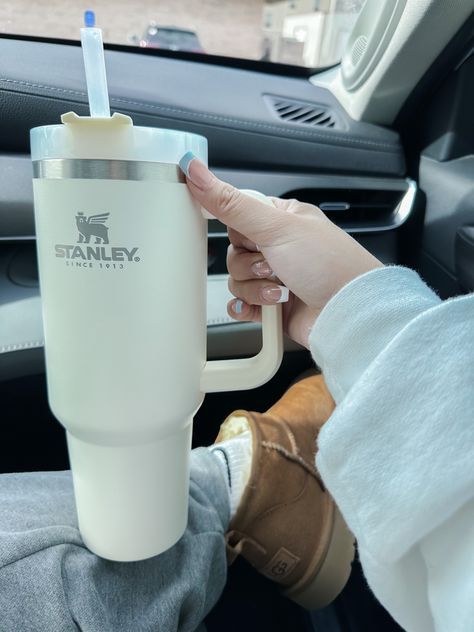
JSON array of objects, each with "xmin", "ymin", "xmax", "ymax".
[
  {"xmin": 309, "ymin": 267, "xmax": 474, "ymax": 631},
  {"xmin": 310, "ymin": 267, "xmax": 474, "ymax": 560}
]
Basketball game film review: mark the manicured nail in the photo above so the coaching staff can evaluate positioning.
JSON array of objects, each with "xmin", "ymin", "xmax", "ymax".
[
  {"xmin": 261, "ymin": 285, "xmax": 289, "ymax": 304},
  {"xmin": 178, "ymin": 152, "xmax": 214, "ymax": 190},
  {"xmin": 233, "ymin": 299, "xmax": 244, "ymax": 314},
  {"xmin": 178, "ymin": 151, "xmax": 195, "ymax": 177},
  {"xmin": 251, "ymin": 260, "xmax": 273, "ymax": 277}
]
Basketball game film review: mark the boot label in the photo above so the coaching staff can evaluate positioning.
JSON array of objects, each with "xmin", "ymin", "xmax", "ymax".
[{"xmin": 262, "ymin": 547, "xmax": 300, "ymax": 580}]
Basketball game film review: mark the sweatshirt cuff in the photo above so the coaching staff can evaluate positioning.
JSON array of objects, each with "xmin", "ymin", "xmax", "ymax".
[
  {"xmin": 315, "ymin": 293, "xmax": 474, "ymax": 562},
  {"xmin": 309, "ymin": 267, "xmax": 440, "ymax": 403}
]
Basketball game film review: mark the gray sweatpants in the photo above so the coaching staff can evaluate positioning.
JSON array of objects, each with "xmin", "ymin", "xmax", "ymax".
[{"xmin": 0, "ymin": 448, "xmax": 230, "ymax": 632}]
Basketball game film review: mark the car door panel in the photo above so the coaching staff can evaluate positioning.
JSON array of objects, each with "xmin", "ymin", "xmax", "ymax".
[
  {"xmin": 405, "ymin": 51, "xmax": 474, "ymax": 298},
  {"xmin": 418, "ymin": 155, "xmax": 474, "ymax": 297}
]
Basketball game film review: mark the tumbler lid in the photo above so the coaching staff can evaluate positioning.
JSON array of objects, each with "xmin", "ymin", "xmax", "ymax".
[
  {"xmin": 66, "ymin": 424, "xmax": 192, "ymax": 561},
  {"xmin": 30, "ymin": 111, "xmax": 207, "ymax": 165}
]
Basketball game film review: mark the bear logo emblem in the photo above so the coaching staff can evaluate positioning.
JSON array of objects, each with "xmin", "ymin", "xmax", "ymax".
[{"xmin": 76, "ymin": 212, "xmax": 110, "ymax": 244}]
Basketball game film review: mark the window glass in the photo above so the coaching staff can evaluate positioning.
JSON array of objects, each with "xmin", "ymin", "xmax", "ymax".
[{"xmin": 0, "ymin": 0, "xmax": 366, "ymax": 68}]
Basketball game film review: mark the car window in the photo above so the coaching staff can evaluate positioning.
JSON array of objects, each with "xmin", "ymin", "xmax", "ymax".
[{"xmin": 1, "ymin": 0, "xmax": 366, "ymax": 69}]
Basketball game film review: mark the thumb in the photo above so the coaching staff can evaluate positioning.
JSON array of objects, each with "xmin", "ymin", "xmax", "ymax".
[{"xmin": 179, "ymin": 152, "xmax": 285, "ymax": 245}]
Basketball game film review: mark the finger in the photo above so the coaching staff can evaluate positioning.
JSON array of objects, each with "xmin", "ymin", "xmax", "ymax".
[
  {"xmin": 227, "ymin": 299, "xmax": 262, "ymax": 323},
  {"xmin": 228, "ymin": 278, "xmax": 289, "ymax": 305},
  {"xmin": 227, "ymin": 246, "xmax": 273, "ymax": 281},
  {"xmin": 178, "ymin": 153, "xmax": 287, "ymax": 244},
  {"xmin": 227, "ymin": 227, "xmax": 259, "ymax": 253}
]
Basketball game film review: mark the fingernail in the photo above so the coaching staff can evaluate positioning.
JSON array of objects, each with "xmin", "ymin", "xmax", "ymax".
[
  {"xmin": 232, "ymin": 299, "xmax": 244, "ymax": 314},
  {"xmin": 178, "ymin": 152, "xmax": 214, "ymax": 190},
  {"xmin": 261, "ymin": 285, "xmax": 289, "ymax": 304},
  {"xmin": 251, "ymin": 260, "xmax": 273, "ymax": 277}
]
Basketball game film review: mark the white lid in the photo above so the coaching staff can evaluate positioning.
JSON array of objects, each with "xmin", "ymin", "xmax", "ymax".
[
  {"xmin": 67, "ymin": 424, "xmax": 192, "ymax": 561},
  {"xmin": 30, "ymin": 111, "xmax": 208, "ymax": 164}
]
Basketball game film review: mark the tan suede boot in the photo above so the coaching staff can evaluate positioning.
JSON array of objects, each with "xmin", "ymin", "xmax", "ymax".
[{"xmin": 214, "ymin": 374, "xmax": 355, "ymax": 609}]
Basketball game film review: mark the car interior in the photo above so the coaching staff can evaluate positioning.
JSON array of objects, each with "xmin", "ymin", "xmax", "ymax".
[{"xmin": 0, "ymin": 0, "xmax": 473, "ymax": 630}]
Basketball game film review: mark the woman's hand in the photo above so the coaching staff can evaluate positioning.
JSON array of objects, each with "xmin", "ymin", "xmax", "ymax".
[{"xmin": 181, "ymin": 155, "xmax": 383, "ymax": 348}]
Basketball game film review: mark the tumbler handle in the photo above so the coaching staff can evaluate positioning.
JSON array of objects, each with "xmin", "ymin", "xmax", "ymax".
[{"xmin": 200, "ymin": 190, "xmax": 284, "ymax": 393}]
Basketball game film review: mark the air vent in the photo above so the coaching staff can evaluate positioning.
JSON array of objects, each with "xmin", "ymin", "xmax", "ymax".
[
  {"xmin": 280, "ymin": 181, "xmax": 416, "ymax": 233},
  {"xmin": 266, "ymin": 96, "xmax": 339, "ymax": 129}
]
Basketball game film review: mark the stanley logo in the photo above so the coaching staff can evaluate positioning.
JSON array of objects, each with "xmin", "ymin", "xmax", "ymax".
[
  {"xmin": 76, "ymin": 212, "xmax": 110, "ymax": 244},
  {"xmin": 55, "ymin": 213, "xmax": 140, "ymax": 268}
]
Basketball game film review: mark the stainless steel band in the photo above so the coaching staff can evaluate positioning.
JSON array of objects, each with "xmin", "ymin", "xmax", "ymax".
[{"xmin": 32, "ymin": 159, "xmax": 186, "ymax": 183}]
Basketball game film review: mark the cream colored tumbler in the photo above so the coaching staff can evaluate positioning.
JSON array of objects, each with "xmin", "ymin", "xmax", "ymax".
[{"xmin": 31, "ymin": 112, "xmax": 283, "ymax": 562}]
